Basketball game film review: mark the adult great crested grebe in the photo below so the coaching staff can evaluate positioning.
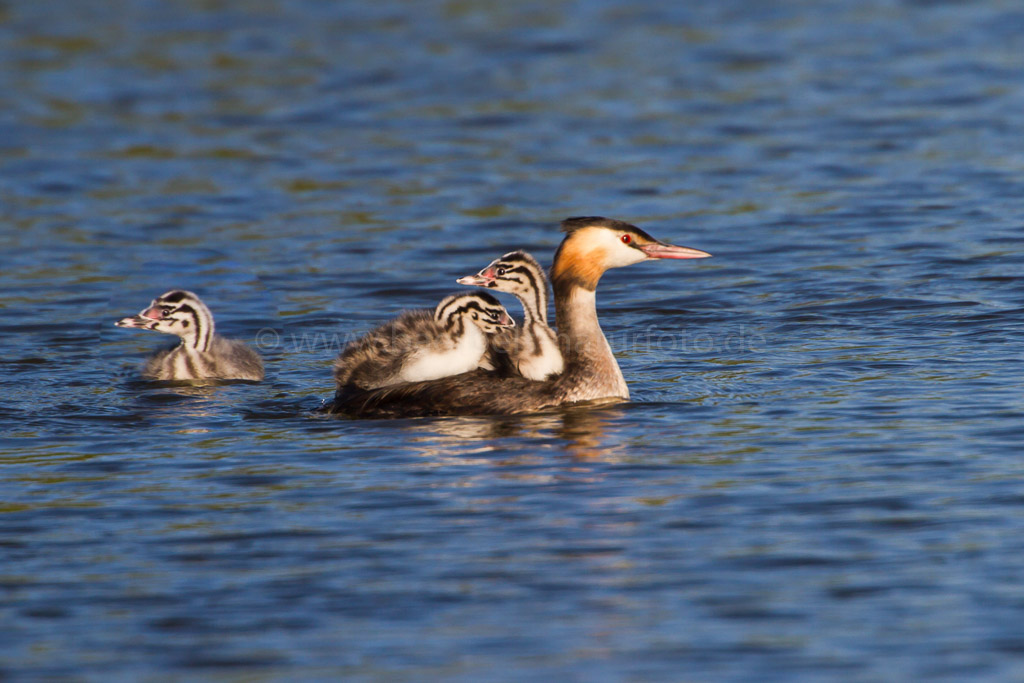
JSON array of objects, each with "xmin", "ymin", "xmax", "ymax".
[
  {"xmin": 457, "ymin": 250, "xmax": 564, "ymax": 381},
  {"xmin": 333, "ymin": 291, "xmax": 514, "ymax": 390},
  {"xmin": 325, "ymin": 217, "xmax": 710, "ymax": 417},
  {"xmin": 116, "ymin": 290, "xmax": 265, "ymax": 381}
]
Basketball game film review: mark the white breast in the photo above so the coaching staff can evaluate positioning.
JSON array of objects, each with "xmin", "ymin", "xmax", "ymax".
[
  {"xmin": 398, "ymin": 325, "xmax": 488, "ymax": 383},
  {"xmin": 515, "ymin": 326, "xmax": 564, "ymax": 380}
]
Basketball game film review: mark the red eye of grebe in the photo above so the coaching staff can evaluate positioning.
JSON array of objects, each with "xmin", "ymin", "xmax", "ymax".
[{"xmin": 621, "ymin": 234, "xmax": 631, "ymax": 244}]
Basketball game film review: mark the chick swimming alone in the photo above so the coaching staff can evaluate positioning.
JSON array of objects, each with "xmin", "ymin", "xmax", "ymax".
[{"xmin": 116, "ymin": 290, "xmax": 264, "ymax": 381}]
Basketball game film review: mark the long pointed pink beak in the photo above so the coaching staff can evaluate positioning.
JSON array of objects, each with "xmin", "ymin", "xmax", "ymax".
[{"xmin": 639, "ymin": 242, "xmax": 711, "ymax": 259}]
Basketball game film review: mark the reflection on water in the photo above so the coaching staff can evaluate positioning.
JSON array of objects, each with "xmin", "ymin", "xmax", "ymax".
[
  {"xmin": 557, "ymin": 405, "xmax": 629, "ymax": 461},
  {"xmin": 403, "ymin": 404, "xmax": 628, "ymax": 464},
  {"xmin": 121, "ymin": 381, "xmax": 259, "ymax": 427}
]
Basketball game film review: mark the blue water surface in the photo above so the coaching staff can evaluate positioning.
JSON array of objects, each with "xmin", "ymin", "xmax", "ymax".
[{"xmin": 4, "ymin": 0, "xmax": 1024, "ymax": 679}]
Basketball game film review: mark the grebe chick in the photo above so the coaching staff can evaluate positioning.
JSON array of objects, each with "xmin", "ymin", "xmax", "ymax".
[
  {"xmin": 116, "ymin": 290, "xmax": 264, "ymax": 381},
  {"xmin": 333, "ymin": 291, "xmax": 514, "ymax": 390},
  {"xmin": 327, "ymin": 217, "xmax": 710, "ymax": 417},
  {"xmin": 457, "ymin": 250, "xmax": 563, "ymax": 381}
]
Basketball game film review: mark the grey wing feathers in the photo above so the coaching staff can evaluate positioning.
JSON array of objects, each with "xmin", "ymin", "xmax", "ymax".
[
  {"xmin": 333, "ymin": 310, "xmax": 437, "ymax": 389},
  {"xmin": 210, "ymin": 337, "xmax": 265, "ymax": 380}
]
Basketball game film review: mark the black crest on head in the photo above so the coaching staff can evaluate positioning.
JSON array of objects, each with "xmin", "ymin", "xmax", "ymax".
[
  {"xmin": 559, "ymin": 216, "xmax": 657, "ymax": 243},
  {"xmin": 561, "ymin": 216, "xmax": 639, "ymax": 234}
]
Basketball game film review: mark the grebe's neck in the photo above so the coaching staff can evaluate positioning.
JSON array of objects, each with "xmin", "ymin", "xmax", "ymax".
[
  {"xmin": 552, "ymin": 275, "xmax": 628, "ymax": 400},
  {"xmin": 519, "ymin": 279, "xmax": 548, "ymax": 327},
  {"xmin": 179, "ymin": 308, "xmax": 214, "ymax": 353}
]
